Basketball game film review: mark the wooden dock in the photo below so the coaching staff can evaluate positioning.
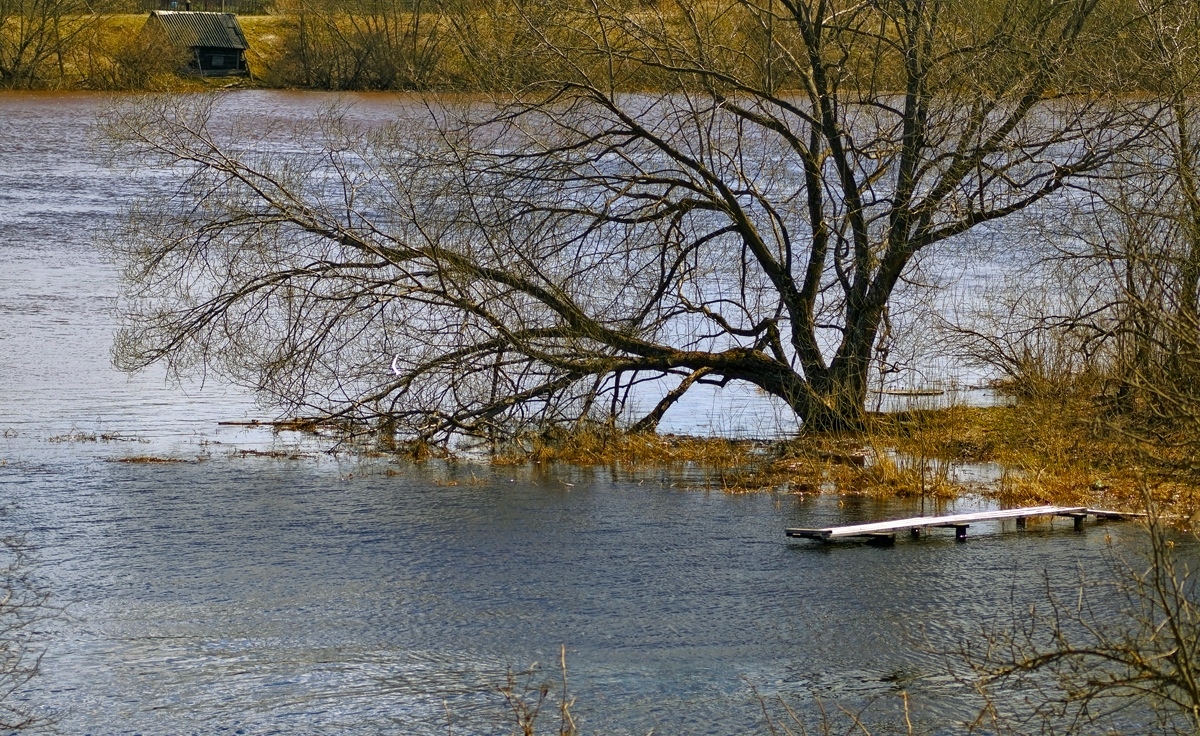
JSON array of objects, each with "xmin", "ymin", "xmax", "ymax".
[{"xmin": 786, "ymin": 505, "xmax": 1139, "ymax": 543}]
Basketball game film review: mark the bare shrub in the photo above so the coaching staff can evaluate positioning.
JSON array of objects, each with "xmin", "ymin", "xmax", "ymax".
[
  {"xmin": 944, "ymin": 0, "xmax": 1200, "ymax": 462},
  {"xmin": 940, "ymin": 266, "xmax": 1116, "ymax": 401},
  {"xmin": 491, "ymin": 647, "xmax": 576, "ymax": 736},
  {"xmin": 964, "ymin": 486, "xmax": 1200, "ymax": 735},
  {"xmin": 0, "ymin": 0, "xmax": 117, "ymax": 88},
  {"xmin": 272, "ymin": 0, "xmax": 445, "ymax": 89},
  {"xmin": 0, "ymin": 538, "xmax": 58, "ymax": 730},
  {"xmin": 81, "ymin": 21, "xmax": 192, "ymax": 91}
]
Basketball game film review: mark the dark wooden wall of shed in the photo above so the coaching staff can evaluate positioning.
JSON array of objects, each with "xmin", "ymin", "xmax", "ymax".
[{"xmin": 193, "ymin": 47, "xmax": 248, "ymax": 75}]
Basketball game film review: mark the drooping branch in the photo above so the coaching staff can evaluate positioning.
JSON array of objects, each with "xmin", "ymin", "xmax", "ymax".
[{"xmin": 630, "ymin": 367, "xmax": 714, "ymax": 434}]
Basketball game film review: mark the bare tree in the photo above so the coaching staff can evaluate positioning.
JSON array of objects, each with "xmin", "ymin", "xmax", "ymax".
[
  {"xmin": 273, "ymin": 0, "xmax": 446, "ymax": 90},
  {"xmin": 0, "ymin": 0, "xmax": 108, "ymax": 89},
  {"xmin": 102, "ymin": 0, "xmax": 1153, "ymax": 446}
]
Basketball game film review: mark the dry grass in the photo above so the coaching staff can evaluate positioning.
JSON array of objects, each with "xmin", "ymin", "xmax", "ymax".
[
  {"xmin": 489, "ymin": 398, "xmax": 1200, "ymax": 518},
  {"xmin": 494, "ymin": 426, "xmax": 763, "ymax": 468},
  {"xmin": 864, "ymin": 397, "xmax": 1200, "ymax": 518},
  {"xmin": 494, "ymin": 424, "xmax": 957, "ymax": 496}
]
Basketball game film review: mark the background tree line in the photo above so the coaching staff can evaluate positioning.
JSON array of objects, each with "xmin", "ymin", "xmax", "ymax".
[{"xmin": 0, "ymin": 0, "xmax": 1166, "ymax": 90}]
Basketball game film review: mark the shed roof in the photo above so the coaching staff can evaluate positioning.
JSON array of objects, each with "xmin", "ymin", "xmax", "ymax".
[{"xmin": 147, "ymin": 11, "xmax": 249, "ymax": 50}]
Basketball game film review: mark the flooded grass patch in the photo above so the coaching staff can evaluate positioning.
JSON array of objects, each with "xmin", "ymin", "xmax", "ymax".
[
  {"xmin": 884, "ymin": 400, "xmax": 1200, "ymax": 518},
  {"xmin": 494, "ymin": 427, "xmax": 765, "ymax": 467},
  {"xmin": 48, "ymin": 431, "xmax": 146, "ymax": 443},
  {"xmin": 486, "ymin": 400, "xmax": 1200, "ymax": 519},
  {"xmin": 231, "ymin": 448, "xmax": 315, "ymax": 460},
  {"xmin": 851, "ymin": 400, "xmax": 1200, "ymax": 517}
]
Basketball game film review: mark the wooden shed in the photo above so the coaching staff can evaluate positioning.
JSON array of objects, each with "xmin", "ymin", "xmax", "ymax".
[{"xmin": 143, "ymin": 11, "xmax": 250, "ymax": 77}]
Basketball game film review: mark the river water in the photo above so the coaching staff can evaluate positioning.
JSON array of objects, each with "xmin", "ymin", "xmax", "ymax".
[{"xmin": 0, "ymin": 91, "xmax": 1162, "ymax": 735}]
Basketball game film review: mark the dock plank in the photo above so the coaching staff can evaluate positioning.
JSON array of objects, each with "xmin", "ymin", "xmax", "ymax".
[{"xmin": 785, "ymin": 505, "xmax": 1135, "ymax": 542}]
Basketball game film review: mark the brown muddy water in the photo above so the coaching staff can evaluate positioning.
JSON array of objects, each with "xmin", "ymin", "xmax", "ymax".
[{"xmin": 0, "ymin": 91, "xmax": 1168, "ymax": 735}]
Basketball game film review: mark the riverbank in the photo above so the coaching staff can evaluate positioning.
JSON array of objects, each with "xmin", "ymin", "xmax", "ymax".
[
  {"xmin": 486, "ymin": 395, "xmax": 1200, "ymax": 522},
  {"xmin": 3, "ymin": 0, "xmax": 1154, "ymax": 92}
]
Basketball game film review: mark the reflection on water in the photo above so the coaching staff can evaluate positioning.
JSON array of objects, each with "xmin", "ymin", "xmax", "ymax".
[{"xmin": 0, "ymin": 91, "xmax": 1169, "ymax": 734}]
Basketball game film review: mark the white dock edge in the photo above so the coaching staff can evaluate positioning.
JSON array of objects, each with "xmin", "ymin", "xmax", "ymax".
[{"xmin": 786, "ymin": 505, "xmax": 1138, "ymax": 543}]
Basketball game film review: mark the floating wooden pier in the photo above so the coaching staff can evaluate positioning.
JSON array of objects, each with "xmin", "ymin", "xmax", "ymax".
[{"xmin": 786, "ymin": 505, "xmax": 1139, "ymax": 544}]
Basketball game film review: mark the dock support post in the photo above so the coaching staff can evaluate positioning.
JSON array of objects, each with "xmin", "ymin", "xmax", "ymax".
[
  {"xmin": 954, "ymin": 525, "xmax": 968, "ymax": 540},
  {"xmin": 1073, "ymin": 514, "xmax": 1085, "ymax": 531},
  {"xmin": 1016, "ymin": 517, "xmax": 1027, "ymax": 529}
]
